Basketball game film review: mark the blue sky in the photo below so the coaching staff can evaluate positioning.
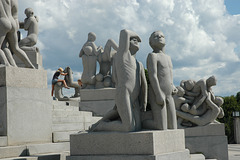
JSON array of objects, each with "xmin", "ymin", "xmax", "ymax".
[{"xmin": 18, "ymin": 0, "xmax": 240, "ymax": 97}]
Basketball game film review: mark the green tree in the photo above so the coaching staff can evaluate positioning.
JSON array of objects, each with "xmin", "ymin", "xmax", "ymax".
[{"xmin": 218, "ymin": 94, "xmax": 240, "ymax": 143}]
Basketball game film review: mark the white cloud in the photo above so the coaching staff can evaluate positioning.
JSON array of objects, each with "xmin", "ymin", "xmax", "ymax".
[{"xmin": 18, "ymin": 0, "xmax": 240, "ymax": 96}]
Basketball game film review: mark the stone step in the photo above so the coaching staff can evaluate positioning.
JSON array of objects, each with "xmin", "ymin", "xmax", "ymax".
[
  {"xmin": 0, "ymin": 136, "xmax": 7, "ymax": 147},
  {"xmin": 53, "ymin": 105, "xmax": 79, "ymax": 111},
  {"xmin": 53, "ymin": 100, "xmax": 79, "ymax": 107},
  {"xmin": 52, "ymin": 123, "xmax": 85, "ymax": 132},
  {"xmin": 53, "ymin": 131, "xmax": 79, "ymax": 142},
  {"xmin": 53, "ymin": 115, "xmax": 101, "ymax": 124},
  {"xmin": 27, "ymin": 142, "xmax": 69, "ymax": 155},
  {"xmin": 190, "ymin": 154, "xmax": 205, "ymax": 160},
  {"xmin": 0, "ymin": 145, "xmax": 27, "ymax": 159},
  {"xmin": 0, "ymin": 152, "xmax": 70, "ymax": 160},
  {"xmin": 52, "ymin": 110, "xmax": 92, "ymax": 118}
]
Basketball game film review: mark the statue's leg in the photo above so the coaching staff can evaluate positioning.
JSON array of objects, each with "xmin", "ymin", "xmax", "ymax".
[
  {"xmin": 0, "ymin": 49, "xmax": 10, "ymax": 66},
  {"xmin": 142, "ymin": 88, "xmax": 167, "ymax": 130},
  {"xmin": 6, "ymin": 32, "xmax": 35, "ymax": 69},
  {"xmin": 166, "ymin": 95, "xmax": 177, "ymax": 129}
]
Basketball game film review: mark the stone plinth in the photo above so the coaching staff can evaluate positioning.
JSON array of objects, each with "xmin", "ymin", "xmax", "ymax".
[
  {"xmin": 79, "ymin": 88, "xmax": 115, "ymax": 116},
  {"xmin": 13, "ymin": 47, "xmax": 43, "ymax": 69},
  {"xmin": 234, "ymin": 117, "xmax": 240, "ymax": 144},
  {"xmin": 80, "ymin": 88, "xmax": 115, "ymax": 101},
  {"xmin": 67, "ymin": 130, "xmax": 190, "ymax": 160},
  {"xmin": 0, "ymin": 66, "xmax": 52, "ymax": 145},
  {"xmin": 184, "ymin": 123, "xmax": 228, "ymax": 160}
]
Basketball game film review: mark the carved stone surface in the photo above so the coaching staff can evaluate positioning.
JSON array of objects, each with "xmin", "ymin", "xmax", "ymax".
[
  {"xmin": 0, "ymin": 0, "xmax": 35, "ymax": 69},
  {"xmin": 142, "ymin": 31, "xmax": 177, "ymax": 130},
  {"xmin": 89, "ymin": 29, "xmax": 147, "ymax": 132},
  {"xmin": 174, "ymin": 76, "xmax": 224, "ymax": 127}
]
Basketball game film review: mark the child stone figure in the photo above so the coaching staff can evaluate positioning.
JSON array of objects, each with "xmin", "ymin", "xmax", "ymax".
[
  {"xmin": 19, "ymin": 8, "xmax": 39, "ymax": 47},
  {"xmin": 51, "ymin": 67, "xmax": 69, "ymax": 96},
  {"xmin": 142, "ymin": 31, "xmax": 177, "ymax": 130}
]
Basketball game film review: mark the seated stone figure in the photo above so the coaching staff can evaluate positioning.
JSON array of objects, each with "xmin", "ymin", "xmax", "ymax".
[
  {"xmin": 19, "ymin": 8, "xmax": 38, "ymax": 48},
  {"xmin": 89, "ymin": 29, "xmax": 147, "ymax": 132}
]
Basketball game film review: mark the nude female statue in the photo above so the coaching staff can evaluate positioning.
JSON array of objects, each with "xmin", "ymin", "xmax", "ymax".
[
  {"xmin": 0, "ymin": 0, "xmax": 35, "ymax": 68},
  {"xmin": 89, "ymin": 29, "xmax": 147, "ymax": 132},
  {"xmin": 142, "ymin": 31, "xmax": 177, "ymax": 130}
]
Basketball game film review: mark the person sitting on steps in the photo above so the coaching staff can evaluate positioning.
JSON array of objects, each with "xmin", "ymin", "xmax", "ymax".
[{"xmin": 51, "ymin": 67, "xmax": 70, "ymax": 96}]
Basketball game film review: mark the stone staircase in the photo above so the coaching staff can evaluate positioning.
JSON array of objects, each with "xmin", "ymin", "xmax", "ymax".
[
  {"xmin": 52, "ymin": 100, "xmax": 101, "ymax": 142},
  {"xmin": 0, "ymin": 100, "xmax": 101, "ymax": 160}
]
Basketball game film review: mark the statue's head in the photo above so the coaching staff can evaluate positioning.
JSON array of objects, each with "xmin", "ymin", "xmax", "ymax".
[
  {"xmin": 185, "ymin": 80, "xmax": 195, "ymax": 91},
  {"xmin": 206, "ymin": 75, "xmax": 217, "ymax": 87},
  {"xmin": 176, "ymin": 86, "xmax": 185, "ymax": 97},
  {"xmin": 129, "ymin": 36, "xmax": 141, "ymax": 55},
  {"xmin": 149, "ymin": 31, "xmax": 165, "ymax": 51},
  {"xmin": 88, "ymin": 32, "xmax": 96, "ymax": 42},
  {"xmin": 25, "ymin": 8, "xmax": 34, "ymax": 18}
]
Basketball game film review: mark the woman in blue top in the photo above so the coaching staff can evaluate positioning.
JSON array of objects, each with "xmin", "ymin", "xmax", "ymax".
[{"xmin": 51, "ymin": 67, "xmax": 69, "ymax": 96}]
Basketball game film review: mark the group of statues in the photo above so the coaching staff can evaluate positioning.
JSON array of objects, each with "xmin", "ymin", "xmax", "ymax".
[
  {"xmin": 86, "ymin": 29, "xmax": 224, "ymax": 132},
  {"xmin": 79, "ymin": 32, "xmax": 118, "ymax": 89},
  {"xmin": 174, "ymin": 76, "xmax": 224, "ymax": 127},
  {"xmin": 88, "ymin": 29, "xmax": 177, "ymax": 132},
  {"xmin": 0, "ymin": 0, "xmax": 38, "ymax": 68}
]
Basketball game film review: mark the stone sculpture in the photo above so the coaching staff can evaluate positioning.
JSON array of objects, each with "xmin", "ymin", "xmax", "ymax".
[
  {"xmin": 79, "ymin": 32, "xmax": 102, "ymax": 89},
  {"xmin": 0, "ymin": 0, "xmax": 35, "ymax": 68},
  {"xmin": 89, "ymin": 29, "xmax": 147, "ymax": 132},
  {"xmin": 142, "ymin": 31, "xmax": 177, "ymax": 130},
  {"xmin": 19, "ymin": 8, "xmax": 38, "ymax": 48},
  {"xmin": 96, "ymin": 39, "xmax": 118, "ymax": 88},
  {"xmin": 53, "ymin": 67, "xmax": 81, "ymax": 101},
  {"xmin": 174, "ymin": 76, "xmax": 225, "ymax": 127}
]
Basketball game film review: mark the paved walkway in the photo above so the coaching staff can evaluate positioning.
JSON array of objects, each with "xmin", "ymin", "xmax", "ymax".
[{"xmin": 229, "ymin": 144, "xmax": 240, "ymax": 160}]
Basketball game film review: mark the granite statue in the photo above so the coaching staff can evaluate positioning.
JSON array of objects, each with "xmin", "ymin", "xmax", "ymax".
[
  {"xmin": 96, "ymin": 39, "xmax": 118, "ymax": 88},
  {"xmin": 0, "ymin": 0, "xmax": 35, "ymax": 68},
  {"xmin": 142, "ymin": 31, "xmax": 177, "ymax": 130},
  {"xmin": 19, "ymin": 8, "xmax": 38, "ymax": 48},
  {"xmin": 79, "ymin": 32, "xmax": 102, "ymax": 89},
  {"xmin": 89, "ymin": 29, "xmax": 147, "ymax": 132},
  {"xmin": 174, "ymin": 76, "xmax": 225, "ymax": 127}
]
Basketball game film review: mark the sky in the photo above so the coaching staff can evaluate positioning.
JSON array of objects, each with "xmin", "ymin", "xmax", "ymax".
[{"xmin": 18, "ymin": 0, "xmax": 240, "ymax": 97}]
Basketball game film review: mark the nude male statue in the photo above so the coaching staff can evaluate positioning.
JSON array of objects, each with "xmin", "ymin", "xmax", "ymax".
[
  {"xmin": 89, "ymin": 29, "xmax": 147, "ymax": 132},
  {"xmin": 0, "ymin": 0, "xmax": 35, "ymax": 68},
  {"xmin": 19, "ymin": 8, "xmax": 38, "ymax": 47},
  {"xmin": 79, "ymin": 32, "xmax": 102, "ymax": 89},
  {"xmin": 142, "ymin": 31, "xmax": 177, "ymax": 130}
]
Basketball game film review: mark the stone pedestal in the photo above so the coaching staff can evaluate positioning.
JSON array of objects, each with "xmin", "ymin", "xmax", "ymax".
[
  {"xmin": 79, "ymin": 88, "xmax": 115, "ymax": 116},
  {"xmin": 0, "ymin": 66, "xmax": 52, "ymax": 145},
  {"xmin": 67, "ymin": 130, "xmax": 190, "ymax": 160},
  {"xmin": 184, "ymin": 123, "xmax": 228, "ymax": 160},
  {"xmin": 13, "ymin": 47, "xmax": 43, "ymax": 69},
  {"xmin": 234, "ymin": 117, "xmax": 240, "ymax": 144}
]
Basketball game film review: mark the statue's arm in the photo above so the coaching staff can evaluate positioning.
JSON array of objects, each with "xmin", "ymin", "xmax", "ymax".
[
  {"xmin": 140, "ymin": 62, "xmax": 148, "ymax": 111},
  {"xmin": 112, "ymin": 58, "xmax": 117, "ymax": 87},
  {"xmin": 193, "ymin": 80, "xmax": 208, "ymax": 109},
  {"xmin": 24, "ymin": 18, "xmax": 32, "ymax": 30},
  {"xmin": 147, "ymin": 54, "xmax": 164, "ymax": 105},
  {"xmin": 118, "ymin": 29, "xmax": 140, "ymax": 56}
]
